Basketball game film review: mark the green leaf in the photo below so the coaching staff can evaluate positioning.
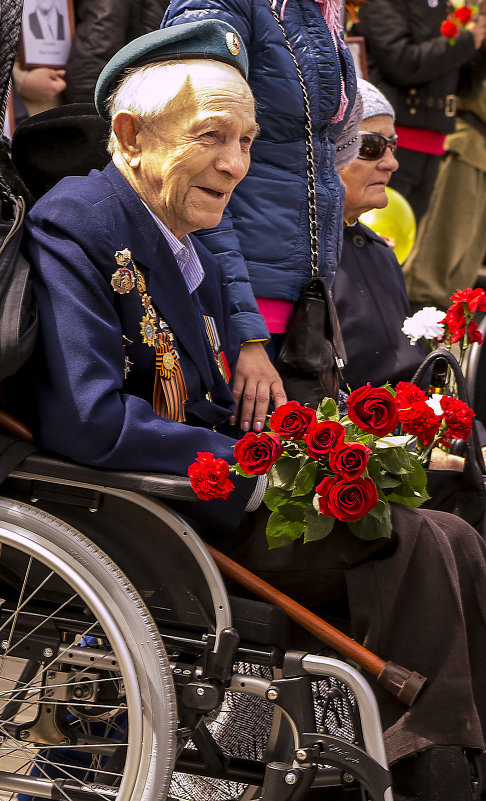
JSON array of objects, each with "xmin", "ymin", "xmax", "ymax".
[
  {"xmin": 292, "ymin": 460, "xmax": 319, "ymax": 496},
  {"xmin": 303, "ymin": 508, "xmax": 335, "ymax": 542},
  {"xmin": 385, "ymin": 483, "xmax": 429, "ymax": 508},
  {"xmin": 316, "ymin": 397, "xmax": 339, "ymax": 421},
  {"xmin": 268, "ymin": 454, "xmax": 302, "ymax": 489},
  {"xmin": 263, "ymin": 486, "xmax": 294, "ymax": 511},
  {"xmin": 348, "ymin": 505, "xmax": 393, "ymax": 540},
  {"xmin": 374, "ymin": 445, "xmax": 412, "ymax": 475},
  {"xmin": 265, "ymin": 510, "xmax": 306, "ymax": 549},
  {"xmin": 375, "ymin": 474, "xmax": 402, "ymax": 489}
]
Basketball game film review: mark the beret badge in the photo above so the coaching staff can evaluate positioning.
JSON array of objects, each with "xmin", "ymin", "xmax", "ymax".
[{"xmin": 225, "ymin": 32, "xmax": 241, "ymax": 56}]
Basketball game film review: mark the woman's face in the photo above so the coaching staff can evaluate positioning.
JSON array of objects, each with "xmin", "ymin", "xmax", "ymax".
[{"xmin": 339, "ymin": 115, "xmax": 399, "ymax": 220}]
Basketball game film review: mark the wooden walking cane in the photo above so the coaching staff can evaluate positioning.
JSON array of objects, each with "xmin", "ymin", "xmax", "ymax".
[{"xmin": 206, "ymin": 543, "xmax": 427, "ymax": 707}]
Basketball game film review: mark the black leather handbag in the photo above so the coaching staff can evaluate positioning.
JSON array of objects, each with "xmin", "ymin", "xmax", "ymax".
[
  {"xmin": 411, "ymin": 347, "xmax": 486, "ymax": 536},
  {"xmin": 271, "ymin": 8, "xmax": 346, "ymax": 407},
  {"xmin": 276, "ymin": 276, "xmax": 346, "ymax": 407}
]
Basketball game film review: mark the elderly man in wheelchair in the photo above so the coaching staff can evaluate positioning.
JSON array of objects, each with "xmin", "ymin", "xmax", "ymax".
[{"xmin": 1, "ymin": 19, "xmax": 486, "ymax": 801}]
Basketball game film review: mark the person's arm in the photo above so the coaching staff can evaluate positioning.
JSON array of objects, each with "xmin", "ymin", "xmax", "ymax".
[
  {"xmin": 163, "ymin": 0, "xmax": 286, "ymax": 426},
  {"xmin": 357, "ymin": 0, "xmax": 485, "ymax": 87}
]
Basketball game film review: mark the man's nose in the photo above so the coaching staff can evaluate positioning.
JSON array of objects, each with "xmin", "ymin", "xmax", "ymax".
[{"xmin": 215, "ymin": 140, "xmax": 248, "ymax": 179}]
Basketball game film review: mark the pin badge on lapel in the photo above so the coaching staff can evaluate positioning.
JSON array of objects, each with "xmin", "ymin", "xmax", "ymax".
[
  {"xmin": 428, "ymin": 0, "xmax": 438, "ymax": 7},
  {"xmin": 111, "ymin": 248, "xmax": 135, "ymax": 294}
]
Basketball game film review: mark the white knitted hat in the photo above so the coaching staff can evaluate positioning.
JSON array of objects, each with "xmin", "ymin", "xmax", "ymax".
[{"xmin": 357, "ymin": 77, "xmax": 395, "ymax": 121}]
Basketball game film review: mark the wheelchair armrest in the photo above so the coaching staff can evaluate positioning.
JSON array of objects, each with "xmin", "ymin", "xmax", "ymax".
[{"xmin": 15, "ymin": 452, "xmax": 196, "ymax": 501}]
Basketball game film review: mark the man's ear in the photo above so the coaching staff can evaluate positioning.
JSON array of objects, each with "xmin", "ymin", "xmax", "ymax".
[{"xmin": 112, "ymin": 112, "xmax": 142, "ymax": 168}]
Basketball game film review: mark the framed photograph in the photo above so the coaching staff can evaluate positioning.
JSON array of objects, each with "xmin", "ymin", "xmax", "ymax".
[
  {"xmin": 2, "ymin": 86, "xmax": 15, "ymax": 141},
  {"xmin": 19, "ymin": 0, "xmax": 75, "ymax": 69},
  {"xmin": 346, "ymin": 36, "xmax": 368, "ymax": 80}
]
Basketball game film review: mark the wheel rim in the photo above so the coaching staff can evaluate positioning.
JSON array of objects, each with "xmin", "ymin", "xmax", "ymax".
[{"xmin": 0, "ymin": 519, "xmax": 144, "ymax": 801}]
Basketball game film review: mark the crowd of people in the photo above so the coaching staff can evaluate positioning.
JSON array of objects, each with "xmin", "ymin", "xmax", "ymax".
[{"xmin": 5, "ymin": 1, "xmax": 486, "ymax": 800}]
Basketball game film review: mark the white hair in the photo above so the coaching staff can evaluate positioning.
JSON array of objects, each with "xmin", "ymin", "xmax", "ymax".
[
  {"xmin": 106, "ymin": 61, "xmax": 194, "ymax": 154},
  {"xmin": 106, "ymin": 59, "xmax": 252, "ymax": 155}
]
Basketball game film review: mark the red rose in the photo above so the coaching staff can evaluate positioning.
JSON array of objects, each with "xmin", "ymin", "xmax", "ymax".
[
  {"xmin": 188, "ymin": 452, "xmax": 235, "ymax": 500},
  {"xmin": 329, "ymin": 442, "xmax": 371, "ymax": 479},
  {"xmin": 269, "ymin": 401, "xmax": 317, "ymax": 439},
  {"xmin": 441, "ymin": 19, "xmax": 459, "ymax": 39},
  {"xmin": 304, "ymin": 420, "xmax": 346, "ymax": 460},
  {"xmin": 316, "ymin": 475, "xmax": 379, "ymax": 522},
  {"xmin": 346, "ymin": 384, "xmax": 398, "ymax": 436},
  {"xmin": 440, "ymin": 395, "xmax": 475, "ymax": 440},
  {"xmin": 453, "ymin": 6, "xmax": 472, "ymax": 25},
  {"xmin": 395, "ymin": 381, "xmax": 427, "ymax": 406},
  {"xmin": 397, "ymin": 401, "xmax": 442, "ymax": 445},
  {"xmin": 234, "ymin": 431, "xmax": 284, "ymax": 475}
]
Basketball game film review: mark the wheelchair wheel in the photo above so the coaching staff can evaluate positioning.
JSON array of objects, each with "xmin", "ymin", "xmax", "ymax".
[{"xmin": 0, "ymin": 497, "xmax": 177, "ymax": 801}]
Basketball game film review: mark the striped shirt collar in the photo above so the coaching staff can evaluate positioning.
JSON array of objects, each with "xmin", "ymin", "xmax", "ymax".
[{"xmin": 142, "ymin": 202, "xmax": 204, "ymax": 294}]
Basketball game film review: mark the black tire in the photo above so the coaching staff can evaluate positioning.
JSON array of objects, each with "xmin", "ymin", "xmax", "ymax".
[{"xmin": 0, "ymin": 496, "xmax": 177, "ymax": 801}]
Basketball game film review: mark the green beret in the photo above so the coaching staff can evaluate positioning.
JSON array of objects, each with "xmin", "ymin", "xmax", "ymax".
[{"xmin": 94, "ymin": 19, "xmax": 249, "ymax": 120}]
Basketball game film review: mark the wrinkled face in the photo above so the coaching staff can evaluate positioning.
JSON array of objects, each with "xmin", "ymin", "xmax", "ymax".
[
  {"xmin": 340, "ymin": 115, "xmax": 399, "ymax": 220},
  {"xmin": 130, "ymin": 64, "xmax": 257, "ymax": 239}
]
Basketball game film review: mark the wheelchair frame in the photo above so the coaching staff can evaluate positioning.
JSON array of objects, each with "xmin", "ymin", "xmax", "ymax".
[{"xmin": 0, "ymin": 451, "xmax": 394, "ymax": 801}]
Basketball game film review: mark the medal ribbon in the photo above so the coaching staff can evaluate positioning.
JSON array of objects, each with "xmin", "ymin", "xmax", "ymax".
[{"xmin": 153, "ymin": 331, "xmax": 188, "ymax": 422}]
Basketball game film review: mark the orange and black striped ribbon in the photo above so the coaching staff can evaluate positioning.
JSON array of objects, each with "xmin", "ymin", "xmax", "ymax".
[{"xmin": 153, "ymin": 332, "xmax": 188, "ymax": 422}]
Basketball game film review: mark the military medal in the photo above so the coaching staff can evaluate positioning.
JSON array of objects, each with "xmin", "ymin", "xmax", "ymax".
[
  {"xmin": 140, "ymin": 314, "xmax": 158, "ymax": 347},
  {"xmin": 113, "ymin": 249, "xmax": 188, "ymax": 421},
  {"xmin": 203, "ymin": 315, "xmax": 231, "ymax": 383}
]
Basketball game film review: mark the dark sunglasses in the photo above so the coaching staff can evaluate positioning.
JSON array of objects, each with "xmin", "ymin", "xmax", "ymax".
[{"xmin": 358, "ymin": 131, "xmax": 398, "ymax": 161}]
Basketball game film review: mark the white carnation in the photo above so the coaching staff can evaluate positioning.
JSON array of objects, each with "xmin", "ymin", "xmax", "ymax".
[{"xmin": 401, "ymin": 307, "xmax": 445, "ymax": 345}]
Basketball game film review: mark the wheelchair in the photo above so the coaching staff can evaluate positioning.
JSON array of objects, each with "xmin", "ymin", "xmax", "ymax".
[{"xmin": 0, "ymin": 444, "xmax": 394, "ymax": 801}]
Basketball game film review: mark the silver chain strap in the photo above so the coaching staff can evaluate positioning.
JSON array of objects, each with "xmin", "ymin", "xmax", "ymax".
[{"xmin": 270, "ymin": 7, "xmax": 319, "ymax": 277}]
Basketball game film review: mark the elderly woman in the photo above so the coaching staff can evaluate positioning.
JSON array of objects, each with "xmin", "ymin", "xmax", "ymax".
[{"xmin": 333, "ymin": 78, "xmax": 425, "ymax": 391}]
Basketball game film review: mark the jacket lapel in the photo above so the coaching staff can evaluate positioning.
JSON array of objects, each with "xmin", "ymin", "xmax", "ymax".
[{"xmin": 104, "ymin": 163, "xmax": 216, "ymax": 390}]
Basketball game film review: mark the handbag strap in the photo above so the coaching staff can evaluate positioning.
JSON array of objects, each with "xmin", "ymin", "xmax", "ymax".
[{"xmin": 270, "ymin": 7, "xmax": 319, "ymax": 278}]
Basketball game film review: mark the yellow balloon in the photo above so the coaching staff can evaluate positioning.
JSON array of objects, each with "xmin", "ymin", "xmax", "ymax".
[{"xmin": 359, "ymin": 187, "xmax": 416, "ymax": 264}]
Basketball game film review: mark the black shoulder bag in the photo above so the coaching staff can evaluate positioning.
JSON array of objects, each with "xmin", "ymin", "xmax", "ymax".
[{"xmin": 271, "ymin": 9, "xmax": 347, "ymax": 407}]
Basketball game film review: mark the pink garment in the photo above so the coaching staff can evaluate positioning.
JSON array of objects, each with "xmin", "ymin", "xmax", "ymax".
[
  {"xmin": 272, "ymin": 0, "xmax": 348, "ymax": 123},
  {"xmin": 256, "ymin": 297, "xmax": 295, "ymax": 334}
]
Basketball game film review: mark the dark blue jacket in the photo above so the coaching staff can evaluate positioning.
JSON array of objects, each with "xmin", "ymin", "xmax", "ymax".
[
  {"xmin": 334, "ymin": 221, "xmax": 425, "ymax": 391},
  {"xmin": 25, "ymin": 162, "xmax": 256, "ymax": 522},
  {"xmin": 163, "ymin": 0, "xmax": 356, "ymax": 341}
]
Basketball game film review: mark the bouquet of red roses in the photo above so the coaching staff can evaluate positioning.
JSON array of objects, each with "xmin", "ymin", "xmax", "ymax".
[{"xmin": 188, "ymin": 381, "xmax": 477, "ymax": 548}]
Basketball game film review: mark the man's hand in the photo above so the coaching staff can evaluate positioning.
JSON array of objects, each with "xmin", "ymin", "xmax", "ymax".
[
  {"xmin": 229, "ymin": 342, "xmax": 287, "ymax": 431},
  {"xmin": 19, "ymin": 68, "xmax": 66, "ymax": 103}
]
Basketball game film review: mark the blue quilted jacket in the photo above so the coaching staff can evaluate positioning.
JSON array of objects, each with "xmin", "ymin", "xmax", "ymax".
[{"xmin": 163, "ymin": 0, "xmax": 356, "ymax": 341}]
